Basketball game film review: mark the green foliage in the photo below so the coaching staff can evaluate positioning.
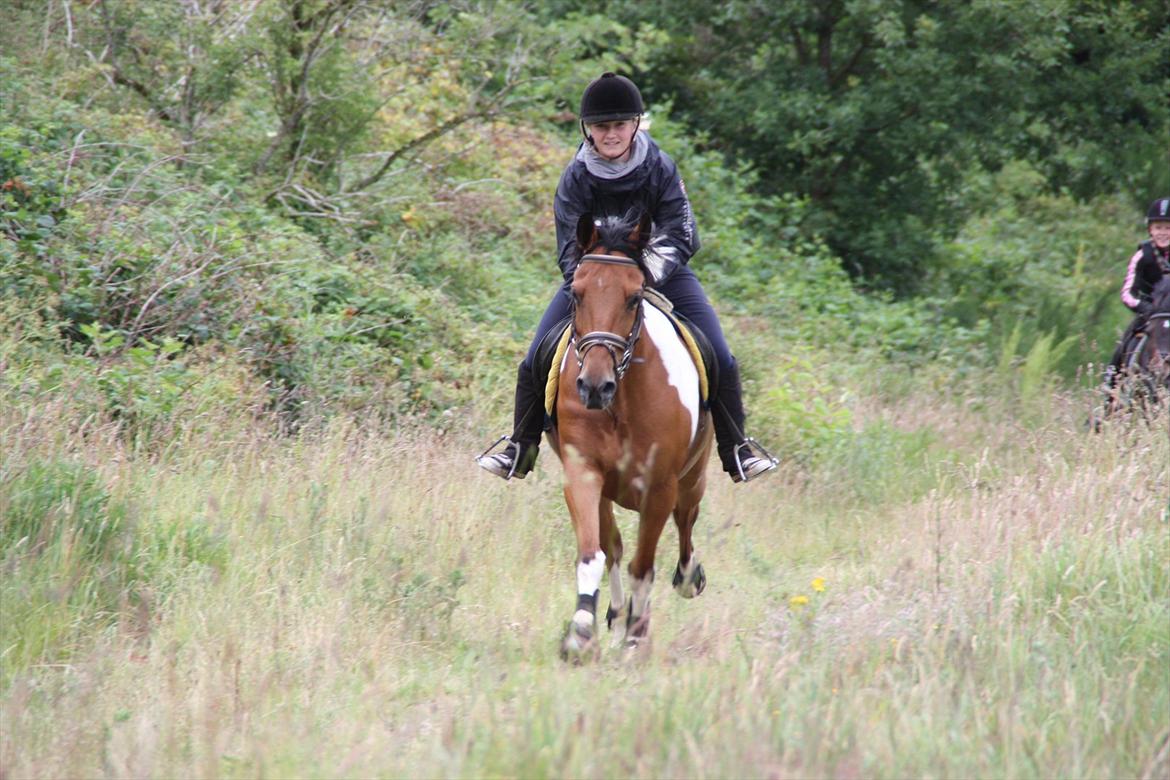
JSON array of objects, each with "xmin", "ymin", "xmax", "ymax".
[
  {"xmin": 814, "ymin": 420, "xmax": 943, "ymax": 506},
  {"xmin": 935, "ymin": 164, "xmax": 1137, "ymax": 377},
  {"xmin": 0, "ymin": 455, "xmax": 231, "ymax": 678},
  {"xmin": 602, "ymin": 0, "xmax": 1169, "ymax": 293},
  {"xmin": 0, "ymin": 0, "xmax": 1157, "ymax": 444},
  {"xmin": 0, "ymin": 123, "xmax": 67, "ymax": 258},
  {"xmin": 754, "ymin": 351, "xmax": 854, "ymax": 464},
  {"xmin": 996, "ymin": 322, "xmax": 1077, "ymax": 410},
  {"xmin": 1, "ymin": 460, "xmax": 126, "ymax": 564},
  {"xmin": 0, "ymin": 459, "xmax": 130, "ymax": 676}
]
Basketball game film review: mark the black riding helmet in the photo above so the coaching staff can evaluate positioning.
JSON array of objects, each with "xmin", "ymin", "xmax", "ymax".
[
  {"xmin": 580, "ymin": 72, "xmax": 643, "ymax": 123},
  {"xmin": 579, "ymin": 73, "xmax": 644, "ymax": 146},
  {"xmin": 1147, "ymin": 197, "xmax": 1170, "ymax": 225}
]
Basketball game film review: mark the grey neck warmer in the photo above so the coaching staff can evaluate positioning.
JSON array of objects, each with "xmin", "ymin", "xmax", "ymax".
[{"xmin": 576, "ymin": 131, "xmax": 648, "ymax": 179}]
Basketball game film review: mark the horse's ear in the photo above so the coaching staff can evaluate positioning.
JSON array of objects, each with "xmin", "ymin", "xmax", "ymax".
[{"xmin": 576, "ymin": 213, "xmax": 597, "ymax": 252}]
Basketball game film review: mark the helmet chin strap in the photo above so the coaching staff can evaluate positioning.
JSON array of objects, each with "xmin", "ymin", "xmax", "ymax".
[{"xmin": 582, "ymin": 116, "xmax": 641, "ymax": 159}]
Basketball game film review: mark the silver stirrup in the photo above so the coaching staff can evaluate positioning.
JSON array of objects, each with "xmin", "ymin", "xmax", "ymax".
[
  {"xmin": 732, "ymin": 438, "xmax": 779, "ymax": 483},
  {"xmin": 476, "ymin": 435, "xmax": 523, "ymax": 480}
]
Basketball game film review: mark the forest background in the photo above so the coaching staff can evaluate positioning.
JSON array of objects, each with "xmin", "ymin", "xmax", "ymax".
[{"xmin": 1, "ymin": 1, "xmax": 1168, "ymax": 778}]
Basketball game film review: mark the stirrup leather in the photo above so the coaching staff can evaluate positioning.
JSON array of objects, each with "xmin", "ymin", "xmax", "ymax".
[
  {"xmin": 476, "ymin": 435, "xmax": 525, "ymax": 480},
  {"xmin": 731, "ymin": 437, "xmax": 779, "ymax": 483}
]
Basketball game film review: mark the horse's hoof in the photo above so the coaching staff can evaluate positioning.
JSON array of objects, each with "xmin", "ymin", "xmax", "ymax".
[
  {"xmin": 622, "ymin": 635, "xmax": 652, "ymax": 659},
  {"xmin": 673, "ymin": 561, "xmax": 706, "ymax": 599},
  {"xmin": 560, "ymin": 621, "xmax": 598, "ymax": 664}
]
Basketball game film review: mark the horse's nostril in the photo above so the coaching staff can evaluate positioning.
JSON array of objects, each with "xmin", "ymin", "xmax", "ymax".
[
  {"xmin": 601, "ymin": 381, "xmax": 616, "ymax": 396},
  {"xmin": 576, "ymin": 377, "xmax": 585, "ymax": 391}
]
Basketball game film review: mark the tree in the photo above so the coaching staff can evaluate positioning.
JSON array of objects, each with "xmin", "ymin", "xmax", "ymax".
[
  {"xmin": 57, "ymin": 1, "xmax": 588, "ymax": 223},
  {"xmin": 595, "ymin": 0, "xmax": 1170, "ymax": 293}
]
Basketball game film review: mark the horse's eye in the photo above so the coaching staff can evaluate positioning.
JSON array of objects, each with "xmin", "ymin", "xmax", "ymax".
[{"xmin": 627, "ymin": 295, "xmax": 641, "ymax": 311}]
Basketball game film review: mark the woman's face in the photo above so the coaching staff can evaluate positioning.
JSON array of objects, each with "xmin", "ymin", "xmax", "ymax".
[
  {"xmin": 586, "ymin": 119, "xmax": 637, "ymax": 161},
  {"xmin": 1150, "ymin": 221, "xmax": 1170, "ymax": 249}
]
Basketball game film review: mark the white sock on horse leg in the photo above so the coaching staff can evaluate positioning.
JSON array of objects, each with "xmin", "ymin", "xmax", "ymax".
[{"xmin": 573, "ymin": 551, "xmax": 606, "ymax": 627}]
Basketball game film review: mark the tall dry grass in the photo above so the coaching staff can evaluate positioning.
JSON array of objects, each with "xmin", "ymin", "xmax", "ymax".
[{"xmin": 1, "ymin": 388, "xmax": 1167, "ymax": 779}]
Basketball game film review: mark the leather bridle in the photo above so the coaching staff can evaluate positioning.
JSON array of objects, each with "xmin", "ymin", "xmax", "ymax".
[{"xmin": 572, "ymin": 253, "xmax": 646, "ymax": 381}]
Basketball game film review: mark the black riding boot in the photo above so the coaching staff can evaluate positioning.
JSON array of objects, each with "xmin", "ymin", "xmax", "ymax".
[
  {"xmin": 712, "ymin": 359, "xmax": 777, "ymax": 483},
  {"xmin": 476, "ymin": 362, "xmax": 545, "ymax": 480}
]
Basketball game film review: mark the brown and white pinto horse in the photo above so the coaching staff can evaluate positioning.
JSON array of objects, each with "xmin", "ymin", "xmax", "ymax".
[{"xmin": 547, "ymin": 211, "xmax": 713, "ymax": 661}]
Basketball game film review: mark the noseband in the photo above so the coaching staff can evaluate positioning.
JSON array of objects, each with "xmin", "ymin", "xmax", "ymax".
[{"xmin": 572, "ymin": 253, "xmax": 646, "ymax": 381}]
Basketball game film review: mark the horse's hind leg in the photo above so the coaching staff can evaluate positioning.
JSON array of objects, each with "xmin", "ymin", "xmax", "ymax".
[
  {"xmin": 598, "ymin": 498, "xmax": 627, "ymax": 636},
  {"xmin": 671, "ymin": 499, "xmax": 706, "ymax": 599}
]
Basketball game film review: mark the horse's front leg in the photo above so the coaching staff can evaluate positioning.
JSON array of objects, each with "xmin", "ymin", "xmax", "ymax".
[
  {"xmin": 560, "ymin": 458, "xmax": 605, "ymax": 662},
  {"xmin": 624, "ymin": 482, "xmax": 678, "ymax": 648}
]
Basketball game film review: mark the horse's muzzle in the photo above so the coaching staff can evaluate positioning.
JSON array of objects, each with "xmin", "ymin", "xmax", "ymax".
[{"xmin": 577, "ymin": 376, "xmax": 616, "ymax": 410}]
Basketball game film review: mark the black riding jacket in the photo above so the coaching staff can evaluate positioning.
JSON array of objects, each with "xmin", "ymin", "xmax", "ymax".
[
  {"xmin": 554, "ymin": 132, "xmax": 699, "ymax": 283},
  {"xmin": 1121, "ymin": 240, "xmax": 1170, "ymax": 313}
]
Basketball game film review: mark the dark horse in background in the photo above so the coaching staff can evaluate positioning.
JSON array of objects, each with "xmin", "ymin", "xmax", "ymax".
[
  {"xmin": 549, "ymin": 211, "xmax": 714, "ymax": 661},
  {"xmin": 1106, "ymin": 276, "xmax": 1170, "ymax": 415}
]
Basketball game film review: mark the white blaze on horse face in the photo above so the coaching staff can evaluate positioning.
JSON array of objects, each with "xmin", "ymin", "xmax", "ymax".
[
  {"xmin": 573, "ymin": 550, "xmax": 606, "ymax": 628},
  {"xmin": 642, "ymin": 303, "xmax": 700, "ymax": 441}
]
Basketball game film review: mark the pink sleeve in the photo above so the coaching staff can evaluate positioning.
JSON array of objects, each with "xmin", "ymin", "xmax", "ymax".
[{"xmin": 1120, "ymin": 249, "xmax": 1144, "ymax": 308}]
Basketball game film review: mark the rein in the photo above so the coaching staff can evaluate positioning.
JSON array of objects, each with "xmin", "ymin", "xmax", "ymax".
[{"xmin": 572, "ymin": 253, "xmax": 647, "ymax": 381}]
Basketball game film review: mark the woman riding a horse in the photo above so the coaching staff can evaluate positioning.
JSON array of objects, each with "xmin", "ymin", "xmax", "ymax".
[
  {"xmin": 477, "ymin": 72, "xmax": 776, "ymax": 484},
  {"xmin": 1104, "ymin": 197, "xmax": 1170, "ymax": 388}
]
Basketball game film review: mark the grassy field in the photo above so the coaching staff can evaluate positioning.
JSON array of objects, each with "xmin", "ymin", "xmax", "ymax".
[{"xmin": 1, "ymin": 388, "xmax": 1168, "ymax": 779}]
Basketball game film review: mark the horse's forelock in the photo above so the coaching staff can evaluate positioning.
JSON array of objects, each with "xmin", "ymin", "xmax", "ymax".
[
  {"xmin": 593, "ymin": 214, "xmax": 644, "ymax": 252},
  {"xmin": 579, "ymin": 213, "xmax": 652, "ymax": 280}
]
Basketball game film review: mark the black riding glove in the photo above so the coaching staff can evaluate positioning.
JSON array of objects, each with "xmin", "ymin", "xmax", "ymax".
[{"xmin": 1135, "ymin": 300, "xmax": 1153, "ymax": 316}]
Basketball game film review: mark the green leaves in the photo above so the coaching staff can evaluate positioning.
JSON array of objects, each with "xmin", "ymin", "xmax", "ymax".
[{"xmin": 607, "ymin": 0, "xmax": 1169, "ymax": 293}]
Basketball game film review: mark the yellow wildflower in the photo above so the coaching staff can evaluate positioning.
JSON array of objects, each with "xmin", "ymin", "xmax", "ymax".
[
  {"xmin": 789, "ymin": 594, "xmax": 809, "ymax": 609},
  {"xmin": 811, "ymin": 577, "xmax": 826, "ymax": 593}
]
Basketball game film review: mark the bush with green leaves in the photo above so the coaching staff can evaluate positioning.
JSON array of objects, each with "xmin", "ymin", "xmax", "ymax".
[{"xmin": 933, "ymin": 164, "xmax": 1137, "ymax": 378}]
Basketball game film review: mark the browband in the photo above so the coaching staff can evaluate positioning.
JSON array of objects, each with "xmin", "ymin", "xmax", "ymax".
[{"xmin": 580, "ymin": 253, "xmax": 640, "ymax": 267}]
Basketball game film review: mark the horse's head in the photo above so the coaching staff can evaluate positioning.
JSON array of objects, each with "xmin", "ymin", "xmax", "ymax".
[{"xmin": 570, "ymin": 210, "xmax": 652, "ymax": 410}]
